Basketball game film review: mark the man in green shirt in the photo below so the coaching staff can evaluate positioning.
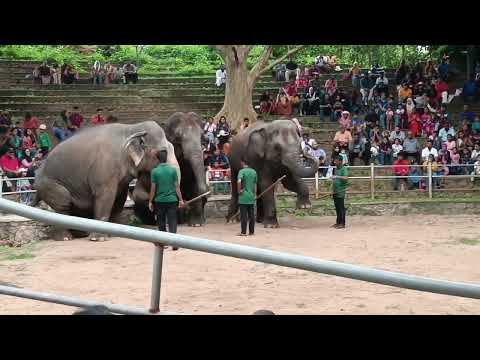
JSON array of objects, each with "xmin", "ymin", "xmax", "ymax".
[
  {"xmin": 237, "ymin": 158, "xmax": 257, "ymax": 236},
  {"xmin": 331, "ymin": 155, "xmax": 349, "ymax": 229},
  {"xmin": 149, "ymin": 150, "xmax": 185, "ymax": 249},
  {"xmin": 38, "ymin": 124, "xmax": 52, "ymax": 157}
]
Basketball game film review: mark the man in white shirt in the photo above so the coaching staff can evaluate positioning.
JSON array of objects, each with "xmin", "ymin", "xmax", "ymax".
[
  {"xmin": 389, "ymin": 126, "xmax": 406, "ymax": 143},
  {"xmin": 421, "ymin": 140, "xmax": 439, "ymax": 161},
  {"xmin": 301, "ymin": 133, "xmax": 314, "ymax": 151},
  {"xmin": 438, "ymin": 123, "xmax": 456, "ymax": 143},
  {"xmin": 216, "ymin": 66, "xmax": 226, "ymax": 87}
]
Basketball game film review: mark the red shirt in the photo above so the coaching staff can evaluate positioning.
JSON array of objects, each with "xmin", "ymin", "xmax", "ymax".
[
  {"xmin": 22, "ymin": 136, "xmax": 34, "ymax": 150},
  {"xmin": 23, "ymin": 117, "xmax": 40, "ymax": 129},
  {"xmin": 393, "ymin": 159, "xmax": 409, "ymax": 176},
  {"xmin": 0, "ymin": 154, "xmax": 19, "ymax": 172},
  {"xmin": 69, "ymin": 113, "xmax": 84, "ymax": 128},
  {"xmin": 408, "ymin": 114, "xmax": 421, "ymax": 137},
  {"xmin": 435, "ymin": 82, "xmax": 448, "ymax": 101},
  {"xmin": 275, "ymin": 100, "xmax": 293, "ymax": 116},
  {"xmin": 91, "ymin": 114, "xmax": 106, "ymax": 125}
]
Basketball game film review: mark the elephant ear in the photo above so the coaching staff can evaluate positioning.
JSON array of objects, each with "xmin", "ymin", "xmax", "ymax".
[
  {"xmin": 124, "ymin": 131, "xmax": 147, "ymax": 167},
  {"xmin": 246, "ymin": 128, "xmax": 266, "ymax": 160}
]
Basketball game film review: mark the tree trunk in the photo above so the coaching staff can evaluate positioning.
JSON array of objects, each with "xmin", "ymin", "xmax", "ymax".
[{"xmin": 214, "ymin": 47, "xmax": 257, "ymax": 130}]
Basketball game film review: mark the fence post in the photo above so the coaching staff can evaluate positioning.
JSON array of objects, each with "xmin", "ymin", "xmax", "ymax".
[
  {"xmin": 370, "ymin": 163, "xmax": 375, "ymax": 200},
  {"xmin": 0, "ymin": 178, "xmax": 2, "ymax": 199},
  {"xmin": 149, "ymin": 244, "xmax": 165, "ymax": 313},
  {"xmin": 428, "ymin": 161, "xmax": 433, "ymax": 199},
  {"xmin": 315, "ymin": 171, "xmax": 319, "ymax": 199}
]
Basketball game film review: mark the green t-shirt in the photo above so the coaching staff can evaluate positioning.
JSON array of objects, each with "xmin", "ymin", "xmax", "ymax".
[
  {"xmin": 151, "ymin": 164, "xmax": 178, "ymax": 203},
  {"xmin": 473, "ymin": 121, "xmax": 480, "ymax": 135},
  {"xmin": 38, "ymin": 132, "xmax": 52, "ymax": 149},
  {"xmin": 238, "ymin": 167, "xmax": 257, "ymax": 205},
  {"xmin": 333, "ymin": 165, "xmax": 349, "ymax": 198}
]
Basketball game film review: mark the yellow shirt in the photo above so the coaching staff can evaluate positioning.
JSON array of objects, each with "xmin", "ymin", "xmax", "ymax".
[{"xmin": 398, "ymin": 87, "xmax": 412, "ymax": 100}]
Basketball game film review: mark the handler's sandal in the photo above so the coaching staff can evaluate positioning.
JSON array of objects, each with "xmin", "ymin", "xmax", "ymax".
[
  {"xmin": 336, "ymin": 224, "xmax": 346, "ymax": 229},
  {"xmin": 237, "ymin": 233, "xmax": 247, "ymax": 237},
  {"xmin": 330, "ymin": 224, "xmax": 339, "ymax": 228}
]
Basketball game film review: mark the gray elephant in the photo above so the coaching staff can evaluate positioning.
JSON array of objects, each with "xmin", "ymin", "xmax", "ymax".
[
  {"xmin": 132, "ymin": 112, "xmax": 208, "ymax": 226},
  {"xmin": 32, "ymin": 121, "xmax": 180, "ymax": 241},
  {"xmin": 227, "ymin": 120, "xmax": 319, "ymax": 228}
]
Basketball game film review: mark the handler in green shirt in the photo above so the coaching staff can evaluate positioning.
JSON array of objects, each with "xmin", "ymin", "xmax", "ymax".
[
  {"xmin": 149, "ymin": 150, "xmax": 184, "ymax": 249},
  {"xmin": 331, "ymin": 155, "xmax": 349, "ymax": 229},
  {"xmin": 237, "ymin": 158, "xmax": 257, "ymax": 236}
]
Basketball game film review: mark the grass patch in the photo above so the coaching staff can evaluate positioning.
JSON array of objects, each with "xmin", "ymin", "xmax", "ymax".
[
  {"xmin": 459, "ymin": 238, "xmax": 480, "ymax": 246},
  {"xmin": 0, "ymin": 241, "xmax": 42, "ymax": 262}
]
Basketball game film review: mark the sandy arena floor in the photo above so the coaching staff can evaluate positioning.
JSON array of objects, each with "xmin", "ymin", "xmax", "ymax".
[{"xmin": 1, "ymin": 214, "xmax": 480, "ymax": 315}]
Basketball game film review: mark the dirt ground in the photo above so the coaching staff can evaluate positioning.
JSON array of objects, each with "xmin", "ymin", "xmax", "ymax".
[{"xmin": 1, "ymin": 214, "xmax": 480, "ymax": 315}]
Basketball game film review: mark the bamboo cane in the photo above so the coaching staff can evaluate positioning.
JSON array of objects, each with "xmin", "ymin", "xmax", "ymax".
[{"xmin": 183, "ymin": 191, "xmax": 211, "ymax": 207}]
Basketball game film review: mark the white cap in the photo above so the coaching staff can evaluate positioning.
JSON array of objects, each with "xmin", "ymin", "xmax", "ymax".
[{"xmin": 39, "ymin": 124, "xmax": 47, "ymax": 130}]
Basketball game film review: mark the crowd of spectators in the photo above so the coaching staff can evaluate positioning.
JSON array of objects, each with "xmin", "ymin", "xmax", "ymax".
[{"xmin": 30, "ymin": 61, "xmax": 139, "ymax": 85}]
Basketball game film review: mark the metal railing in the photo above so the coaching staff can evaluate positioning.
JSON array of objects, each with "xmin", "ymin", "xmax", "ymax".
[
  {"xmin": 1, "ymin": 198, "xmax": 480, "ymax": 315},
  {"xmin": 206, "ymin": 164, "xmax": 480, "ymax": 199}
]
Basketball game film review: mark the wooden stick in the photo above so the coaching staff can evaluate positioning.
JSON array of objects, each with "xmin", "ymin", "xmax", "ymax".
[
  {"xmin": 227, "ymin": 175, "xmax": 287, "ymax": 222},
  {"xmin": 184, "ymin": 191, "xmax": 211, "ymax": 207}
]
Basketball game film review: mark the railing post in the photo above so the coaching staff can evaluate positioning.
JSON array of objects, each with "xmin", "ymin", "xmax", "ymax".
[
  {"xmin": 0, "ymin": 178, "xmax": 3, "ymax": 199},
  {"xmin": 149, "ymin": 244, "xmax": 164, "ymax": 313},
  {"xmin": 315, "ymin": 171, "xmax": 319, "ymax": 199},
  {"xmin": 370, "ymin": 162, "xmax": 375, "ymax": 200},
  {"xmin": 428, "ymin": 161, "xmax": 433, "ymax": 199}
]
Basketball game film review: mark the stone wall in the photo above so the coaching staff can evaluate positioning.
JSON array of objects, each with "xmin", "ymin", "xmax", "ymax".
[{"xmin": 0, "ymin": 215, "xmax": 54, "ymax": 247}]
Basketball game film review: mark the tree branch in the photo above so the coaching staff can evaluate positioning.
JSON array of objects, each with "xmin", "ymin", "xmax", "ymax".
[
  {"xmin": 210, "ymin": 45, "xmax": 228, "ymax": 59},
  {"xmin": 249, "ymin": 46, "xmax": 274, "ymax": 82},
  {"xmin": 256, "ymin": 45, "xmax": 306, "ymax": 78}
]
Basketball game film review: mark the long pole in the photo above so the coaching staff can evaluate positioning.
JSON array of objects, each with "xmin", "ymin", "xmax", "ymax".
[
  {"xmin": 184, "ymin": 191, "xmax": 211, "ymax": 207},
  {"xmin": 227, "ymin": 175, "xmax": 286, "ymax": 222},
  {"xmin": 428, "ymin": 161, "xmax": 433, "ymax": 199}
]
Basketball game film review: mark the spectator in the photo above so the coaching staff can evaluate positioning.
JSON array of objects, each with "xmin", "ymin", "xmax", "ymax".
[
  {"xmin": 21, "ymin": 128, "xmax": 36, "ymax": 155},
  {"xmin": 325, "ymin": 76, "xmax": 337, "ymax": 98},
  {"xmin": 390, "ymin": 126, "xmax": 406, "ymax": 143},
  {"xmin": 209, "ymin": 159, "xmax": 230, "ymax": 194},
  {"xmin": 0, "ymin": 111, "xmax": 12, "ymax": 134},
  {"xmin": 405, "ymin": 98, "xmax": 416, "ymax": 116},
  {"xmin": 301, "ymin": 133, "xmax": 314, "ymax": 151},
  {"xmin": 215, "ymin": 66, "xmax": 226, "ymax": 88},
  {"xmin": 295, "ymin": 65, "xmax": 308, "ymax": 90},
  {"xmin": 259, "ymin": 91, "xmax": 273, "ymax": 114},
  {"xmin": 471, "ymin": 154, "xmax": 480, "ymax": 183},
  {"xmin": 240, "ymin": 118, "xmax": 250, "ymax": 132},
  {"xmin": 123, "ymin": 62, "xmax": 138, "ymax": 84},
  {"xmin": 349, "ymin": 133, "xmax": 367, "ymax": 165},
  {"xmin": 396, "ymin": 60, "xmax": 409, "ymax": 84},
  {"xmin": 378, "ymin": 136, "xmax": 392, "ymax": 165},
  {"xmin": 209, "ymin": 148, "xmax": 229, "ymax": 169},
  {"xmin": 462, "ymin": 75, "xmax": 478, "ymax": 103},
  {"xmin": 91, "ymin": 108, "xmax": 106, "ymax": 125},
  {"xmin": 472, "ymin": 116, "xmax": 480, "ymax": 139},
  {"xmin": 333, "ymin": 127, "xmax": 352, "ymax": 149},
  {"xmin": 424, "ymin": 60, "xmax": 437, "ymax": 80},
  {"xmin": 204, "ymin": 117, "xmax": 217, "ymax": 145},
  {"xmin": 0, "ymin": 148, "xmax": 22, "ymax": 191},
  {"xmin": 385, "ymin": 105, "xmax": 394, "ymax": 131},
  {"xmin": 369, "ymin": 125, "xmax": 383, "ymax": 144},
  {"xmin": 395, "ymin": 104, "xmax": 407, "ymax": 129},
  {"xmin": 459, "ymin": 104, "xmax": 476, "ymax": 124},
  {"xmin": 308, "ymin": 140, "xmax": 327, "ymax": 175},
  {"xmin": 421, "ymin": 140, "xmax": 439, "ymax": 161},
  {"xmin": 37, "ymin": 124, "xmax": 52, "ymax": 156},
  {"xmin": 349, "ymin": 62, "xmax": 361, "ymax": 88},
  {"xmin": 407, "ymin": 160, "xmax": 422, "ymax": 190},
  {"xmin": 359, "ymin": 73, "xmax": 372, "ymax": 106},
  {"xmin": 392, "ymin": 138, "xmax": 403, "ymax": 160},
  {"xmin": 38, "ymin": 61, "xmax": 52, "ymax": 85},
  {"xmin": 374, "ymin": 72, "xmax": 389, "ymax": 96},
  {"xmin": 434, "ymin": 77, "xmax": 449, "ymax": 104},
  {"xmin": 62, "ymin": 64, "xmax": 78, "ymax": 84},
  {"xmin": 216, "ymin": 116, "xmax": 230, "ymax": 148},
  {"xmin": 115, "ymin": 66, "xmax": 124, "ymax": 84},
  {"xmin": 273, "ymin": 90, "xmax": 293, "ymax": 117},
  {"xmin": 51, "ymin": 63, "xmax": 61, "ymax": 85},
  {"xmin": 403, "ymin": 131, "xmax": 419, "ymax": 163},
  {"xmin": 339, "ymin": 111, "xmax": 352, "ymax": 129},
  {"xmin": 52, "ymin": 110, "xmax": 72, "ymax": 142},
  {"xmin": 92, "ymin": 60, "xmax": 105, "ymax": 85},
  {"xmin": 438, "ymin": 122, "xmax": 455, "ymax": 143},
  {"xmin": 408, "ymin": 109, "xmax": 421, "ymax": 138},
  {"xmin": 392, "ymin": 152, "xmax": 409, "ymax": 191},
  {"xmin": 32, "ymin": 65, "xmax": 41, "ymax": 84},
  {"xmin": 23, "ymin": 112, "xmax": 40, "ymax": 134},
  {"xmin": 450, "ymin": 147, "xmax": 460, "ymax": 175},
  {"xmin": 472, "ymin": 143, "xmax": 480, "ymax": 161},
  {"xmin": 273, "ymin": 63, "xmax": 286, "ymax": 81},
  {"xmin": 421, "ymin": 112, "xmax": 435, "ymax": 138},
  {"xmin": 104, "ymin": 63, "xmax": 116, "ymax": 84},
  {"xmin": 437, "ymin": 57, "xmax": 450, "ymax": 80},
  {"xmin": 422, "ymin": 154, "xmax": 440, "ymax": 188},
  {"xmin": 285, "ymin": 57, "xmax": 298, "ymax": 82},
  {"xmin": 69, "ymin": 106, "xmax": 84, "ymax": 131},
  {"xmin": 332, "ymin": 96, "xmax": 344, "ymax": 122},
  {"xmin": 299, "ymin": 87, "xmax": 319, "ymax": 116}
]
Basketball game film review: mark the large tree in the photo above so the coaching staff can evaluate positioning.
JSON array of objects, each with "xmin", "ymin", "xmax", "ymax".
[{"xmin": 211, "ymin": 45, "xmax": 305, "ymax": 130}]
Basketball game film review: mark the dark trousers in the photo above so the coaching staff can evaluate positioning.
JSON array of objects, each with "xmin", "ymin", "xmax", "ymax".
[
  {"xmin": 125, "ymin": 73, "xmax": 138, "ymax": 84},
  {"xmin": 239, "ymin": 204, "xmax": 255, "ymax": 235},
  {"xmin": 155, "ymin": 202, "xmax": 178, "ymax": 233},
  {"xmin": 333, "ymin": 195, "xmax": 346, "ymax": 225}
]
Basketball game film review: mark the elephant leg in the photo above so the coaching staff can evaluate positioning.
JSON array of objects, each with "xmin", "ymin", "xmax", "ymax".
[
  {"xmin": 90, "ymin": 189, "xmax": 117, "ymax": 242},
  {"xmin": 226, "ymin": 171, "xmax": 239, "ymax": 223},
  {"xmin": 187, "ymin": 199, "xmax": 206, "ymax": 227},
  {"xmin": 281, "ymin": 175, "xmax": 311, "ymax": 209},
  {"xmin": 110, "ymin": 186, "xmax": 129, "ymax": 223},
  {"xmin": 39, "ymin": 184, "xmax": 74, "ymax": 241},
  {"xmin": 258, "ymin": 175, "xmax": 279, "ymax": 228}
]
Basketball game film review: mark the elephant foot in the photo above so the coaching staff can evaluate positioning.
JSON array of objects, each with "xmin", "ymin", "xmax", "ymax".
[
  {"xmin": 296, "ymin": 199, "xmax": 312, "ymax": 209},
  {"xmin": 263, "ymin": 218, "xmax": 279, "ymax": 228},
  {"xmin": 90, "ymin": 233, "xmax": 110, "ymax": 242},
  {"xmin": 54, "ymin": 229, "xmax": 73, "ymax": 242}
]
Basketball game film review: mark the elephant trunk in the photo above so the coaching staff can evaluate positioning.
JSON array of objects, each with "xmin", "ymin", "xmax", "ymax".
[
  {"xmin": 283, "ymin": 151, "xmax": 319, "ymax": 178},
  {"xmin": 185, "ymin": 150, "xmax": 208, "ymax": 195}
]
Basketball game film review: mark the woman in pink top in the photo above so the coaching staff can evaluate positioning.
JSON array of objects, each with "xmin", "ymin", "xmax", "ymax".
[
  {"xmin": 450, "ymin": 147, "xmax": 460, "ymax": 175},
  {"xmin": 446, "ymin": 134, "xmax": 456, "ymax": 156},
  {"xmin": 21, "ymin": 129, "xmax": 36, "ymax": 152},
  {"xmin": 339, "ymin": 111, "xmax": 352, "ymax": 129},
  {"xmin": 324, "ymin": 76, "xmax": 337, "ymax": 97},
  {"xmin": 21, "ymin": 149, "xmax": 34, "ymax": 169}
]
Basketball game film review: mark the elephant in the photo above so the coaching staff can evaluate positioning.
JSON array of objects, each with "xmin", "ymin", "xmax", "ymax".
[
  {"xmin": 32, "ymin": 121, "xmax": 180, "ymax": 241},
  {"xmin": 132, "ymin": 112, "xmax": 208, "ymax": 226},
  {"xmin": 226, "ymin": 120, "xmax": 319, "ymax": 228}
]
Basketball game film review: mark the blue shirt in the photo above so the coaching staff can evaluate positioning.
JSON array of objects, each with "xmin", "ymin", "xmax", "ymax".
[
  {"xmin": 463, "ymin": 81, "xmax": 477, "ymax": 97},
  {"xmin": 460, "ymin": 111, "xmax": 476, "ymax": 122}
]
